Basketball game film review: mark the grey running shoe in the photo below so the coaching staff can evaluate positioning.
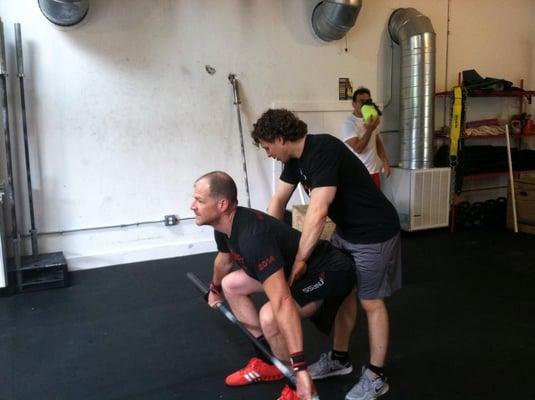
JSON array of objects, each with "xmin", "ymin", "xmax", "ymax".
[
  {"xmin": 308, "ymin": 351, "xmax": 353, "ymax": 380},
  {"xmin": 345, "ymin": 366, "xmax": 389, "ymax": 400}
]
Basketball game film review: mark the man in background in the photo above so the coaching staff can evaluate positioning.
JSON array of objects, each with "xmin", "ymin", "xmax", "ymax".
[{"xmin": 341, "ymin": 87, "xmax": 391, "ymax": 187}]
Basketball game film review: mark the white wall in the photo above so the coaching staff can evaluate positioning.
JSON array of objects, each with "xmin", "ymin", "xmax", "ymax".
[{"xmin": 0, "ymin": 0, "xmax": 533, "ymax": 270}]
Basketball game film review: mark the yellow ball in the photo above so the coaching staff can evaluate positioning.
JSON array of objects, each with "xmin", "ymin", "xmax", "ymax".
[{"xmin": 361, "ymin": 104, "xmax": 378, "ymax": 122}]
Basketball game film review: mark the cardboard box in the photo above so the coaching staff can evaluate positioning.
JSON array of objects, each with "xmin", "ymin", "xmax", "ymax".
[
  {"xmin": 292, "ymin": 204, "xmax": 336, "ymax": 240},
  {"xmin": 507, "ymin": 176, "xmax": 535, "ymax": 234}
]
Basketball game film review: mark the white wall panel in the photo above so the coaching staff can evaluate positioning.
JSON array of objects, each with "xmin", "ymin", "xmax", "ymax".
[{"xmin": 0, "ymin": 0, "xmax": 532, "ymax": 269}]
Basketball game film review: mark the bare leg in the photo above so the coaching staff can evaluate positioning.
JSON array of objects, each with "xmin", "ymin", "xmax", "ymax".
[
  {"xmin": 222, "ymin": 269, "xmax": 264, "ymax": 337},
  {"xmin": 332, "ymin": 289, "xmax": 357, "ymax": 352},
  {"xmin": 259, "ymin": 301, "xmax": 321, "ymax": 362},
  {"xmin": 360, "ymin": 298, "xmax": 389, "ymax": 367}
]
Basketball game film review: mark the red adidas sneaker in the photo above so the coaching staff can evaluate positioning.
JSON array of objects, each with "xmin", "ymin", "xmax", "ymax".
[
  {"xmin": 225, "ymin": 357, "xmax": 284, "ymax": 386},
  {"xmin": 277, "ymin": 384, "xmax": 299, "ymax": 400}
]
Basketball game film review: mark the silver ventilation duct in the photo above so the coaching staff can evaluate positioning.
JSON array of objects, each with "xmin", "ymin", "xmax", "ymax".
[
  {"xmin": 38, "ymin": 0, "xmax": 89, "ymax": 27},
  {"xmin": 389, "ymin": 8, "xmax": 435, "ymax": 169},
  {"xmin": 312, "ymin": 0, "xmax": 362, "ymax": 42}
]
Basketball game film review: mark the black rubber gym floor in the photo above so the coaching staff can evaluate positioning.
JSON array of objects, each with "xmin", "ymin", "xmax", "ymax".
[{"xmin": 1, "ymin": 227, "xmax": 534, "ymax": 400}]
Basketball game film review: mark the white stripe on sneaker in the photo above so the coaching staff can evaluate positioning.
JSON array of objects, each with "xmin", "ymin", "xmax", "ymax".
[{"xmin": 244, "ymin": 371, "xmax": 260, "ymax": 382}]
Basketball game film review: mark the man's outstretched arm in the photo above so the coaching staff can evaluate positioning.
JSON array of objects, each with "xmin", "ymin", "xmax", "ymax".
[
  {"xmin": 289, "ymin": 186, "xmax": 336, "ymax": 285},
  {"xmin": 263, "ymin": 269, "xmax": 315, "ymax": 400},
  {"xmin": 207, "ymin": 252, "xmax": 234, "ymax": 307}
]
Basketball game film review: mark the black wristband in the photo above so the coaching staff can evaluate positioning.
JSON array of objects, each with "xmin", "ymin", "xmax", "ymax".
[{"xmin": 290, "ymin": 352, "xmax": 307, "ymax": 372}]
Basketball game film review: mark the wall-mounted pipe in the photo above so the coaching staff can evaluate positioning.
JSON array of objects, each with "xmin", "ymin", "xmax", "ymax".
[
  {"xmin": 389, "ymin": 8, "xmax": 435, "ymax": 169},
  {"xmin": 38, "ymin": 0, "xmax": 89, "ymax": 27},
  {"xmin": 312, "ymin": 0, "xmax": 362, "ymax": 42}
]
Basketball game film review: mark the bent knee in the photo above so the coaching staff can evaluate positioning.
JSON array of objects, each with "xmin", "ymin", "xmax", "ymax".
[
  {"xmin": 221, "ymin": 271, "xmax": 258, "ymax": 296},
  {"xmin": 259, "ymin": 304, "xmax": 278, "ymax": 335}
]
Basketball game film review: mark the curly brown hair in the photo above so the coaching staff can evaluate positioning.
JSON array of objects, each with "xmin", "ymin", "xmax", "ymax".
[{"xmin": 251, "ymin": 109, "xmax": 308, "ymax": 146}]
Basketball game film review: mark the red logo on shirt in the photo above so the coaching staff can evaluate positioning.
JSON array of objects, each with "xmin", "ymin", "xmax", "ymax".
[
  {"xmin": 230, "ymin": 251, "xmax": 246, "ymax": 269},
  {"xmin": 253, "ymin": 211, "xmax": 264, "ymax": 220},
  {"xmin": 257, "ymin": 255, "xmax": 275, "ymax": 271}
]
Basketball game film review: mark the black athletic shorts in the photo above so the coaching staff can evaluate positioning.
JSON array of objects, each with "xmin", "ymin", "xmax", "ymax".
[{"xmin": 290, "ymin": 242, "xmax": 356, "ymax": 334}]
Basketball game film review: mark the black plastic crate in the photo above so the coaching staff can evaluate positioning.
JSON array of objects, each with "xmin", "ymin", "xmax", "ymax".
[{"xmin": 15, "ymin": 252, "xmax": 69, "ymax": 292}]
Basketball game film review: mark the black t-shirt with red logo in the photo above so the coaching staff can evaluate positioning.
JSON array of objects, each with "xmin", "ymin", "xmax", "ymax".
[
  {"xmin": 214, "ymin": 207, "xmax": 348, "ymax": 283},
  {"xmin": 280, "ymin": 134, "xmax": 400, "ymax": 244}
]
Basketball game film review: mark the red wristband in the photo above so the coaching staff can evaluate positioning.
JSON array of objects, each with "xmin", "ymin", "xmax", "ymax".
[
  {"xmin": 209, "ymin": 281, "xmax": 222, "ymax": 295},
  {"xmin": 290, "ymin": 351, "xmax": 307, "ymax": 372}
]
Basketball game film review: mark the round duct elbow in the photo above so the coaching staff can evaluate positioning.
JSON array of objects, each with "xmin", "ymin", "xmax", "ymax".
[
  {"xmin": 38, "ymin": 0, "xmax": 89, "ymax": 27},
  {"xmin": 312, "ymin": 0, "xmax": 362, "ymax": 42},
  {"xmin": 388, "ymin": 7, "xmax": 435, "ymax": 44}
]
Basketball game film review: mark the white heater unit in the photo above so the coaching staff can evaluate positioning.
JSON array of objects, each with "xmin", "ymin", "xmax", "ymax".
[{"xmin": 382, "ymin": 167, "xmax": 451, "ymax": 231}]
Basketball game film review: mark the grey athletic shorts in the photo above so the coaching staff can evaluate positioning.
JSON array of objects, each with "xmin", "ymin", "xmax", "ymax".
[{"xmin": 330, "ymin": 232, "xmax": 402, "ymax": 300}]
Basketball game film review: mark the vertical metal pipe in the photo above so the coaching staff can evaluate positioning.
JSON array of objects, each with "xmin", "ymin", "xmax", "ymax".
[
  {"xmin": 228, "ymin": 74, "xmax": 251, "ymax": 208},
  {"xmin": 389, "ymin": 8, "xmax": 436, "ymax": 169},
  {"xmin": 0, "ymin": 19, "xmax": 22, "ymax": 276},
  {"xmin": 15, "ymin": 23, "xmax": 39, "ymax": 258},
  {"xmin": 0, "ymin": 18, "xmax": 6, "ymax": 75},
  {"xmin": 505, "ymin": 124, "xmax": 518, "ymax": 233}
]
